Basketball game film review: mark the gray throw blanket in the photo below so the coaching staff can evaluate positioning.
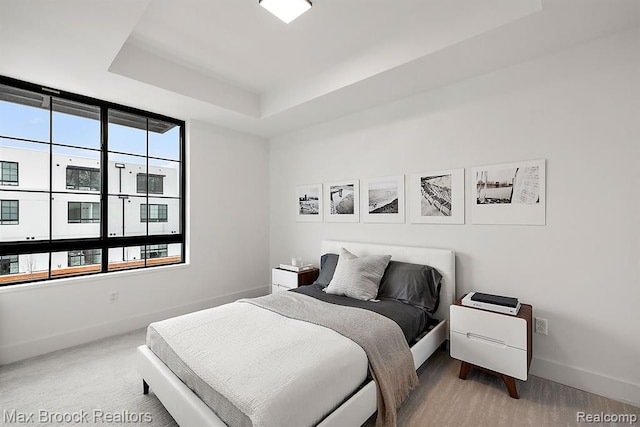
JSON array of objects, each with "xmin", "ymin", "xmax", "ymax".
[{"xmin": 240, "ymin": 291, "xmax": 418, "ymax": 427}]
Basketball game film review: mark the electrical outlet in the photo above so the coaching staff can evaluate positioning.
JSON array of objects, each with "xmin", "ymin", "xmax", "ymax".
[
  {"xmin": 109, "ymin": 291, "xmax": 119, "ymax": 304},
  {"xmin": 535, "ymin": 317, "xmax": 548, "ymax": 335}
]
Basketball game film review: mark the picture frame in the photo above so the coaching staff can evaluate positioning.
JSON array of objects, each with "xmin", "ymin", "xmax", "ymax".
[
  {"xmin": 410, "ymin": 168, "xmax": 464, "ymax": 224},
  {"xmin": 471, "ymin": 159, "xmax": 546, "ymax": 225},
  {"xmin": 361, "ymin": 175, "xmax": 405, "ymax": 223},
  {"xmin": 324, "ymin": 180, "xmax": 360, "ymax": 222},
  {"xmin": 295, "ymin": 183, "xmax": 323, "ymax": 222}
]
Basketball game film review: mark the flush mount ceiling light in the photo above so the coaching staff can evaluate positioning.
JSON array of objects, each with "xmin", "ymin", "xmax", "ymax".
[{"xmin": 259, "ymin": 0, "xmax": 312, "ymax": 24}]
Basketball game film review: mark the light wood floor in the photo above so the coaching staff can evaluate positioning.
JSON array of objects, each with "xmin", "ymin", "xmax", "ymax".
[
  {"xmin": 365, "ymin": 347, "xmax": 639, "ymax": 426},
  {"xmin": 1, "ymin": 328, "xmax": 637, "ymax": 427}
]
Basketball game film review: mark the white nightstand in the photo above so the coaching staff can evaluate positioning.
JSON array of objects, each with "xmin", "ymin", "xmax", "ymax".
[
  {"xmin": 271, "ymin": 268, "xmax": 319, "ymax": 293},
  {"xmin": 450, "ymin": 295, "xmax": 533, "ymax": 399}
]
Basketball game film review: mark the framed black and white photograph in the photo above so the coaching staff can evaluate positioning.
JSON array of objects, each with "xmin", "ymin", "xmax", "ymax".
[
  {"xmin": 471, "ymin": 159, "xmax": 546, "ymax": 225},
  {"xmin": 295, "ymin": 183, "xmax": 323, "ymax": 222},
  {"xmin": 410, "ymin": 168, "xmax": 464, "ymax": 224},
  {"xmin": 361, "ymin": 175, "xmax": 405, "ymax": 223},
  {"xmin": 325, "ymin": 180, "xmax": 359, "ymax": 222}
]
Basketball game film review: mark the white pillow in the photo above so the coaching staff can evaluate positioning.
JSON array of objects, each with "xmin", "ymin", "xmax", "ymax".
[{"xmin": 324, "ymin": 248, "xmax": 392, "ymax": 301}]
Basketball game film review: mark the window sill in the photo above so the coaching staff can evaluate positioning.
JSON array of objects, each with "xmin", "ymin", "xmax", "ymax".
[{"xmin": 0, "ymin": 262, "xmax": 191, "ymax": 295}]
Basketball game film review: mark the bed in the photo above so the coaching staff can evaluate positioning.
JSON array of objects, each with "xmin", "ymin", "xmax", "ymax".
[{"xmin": 137, "ymin": 240, "xmax": 455, "ymax": 427}]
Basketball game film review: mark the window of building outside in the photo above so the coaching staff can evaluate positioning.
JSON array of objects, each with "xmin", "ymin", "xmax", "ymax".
[
  {"xmin": 0, "ymin": 76, "xmax": 185, "ymax": 286},
  {"xmin": 141, "ymin": 244, "xmax": 168, "ymax": 259},
  {"xmin": 1, "ymin": 200, "xmax": 19, "ymax": 224},
  {"xmin": 137, "ymin": 173, "xmax": 164, "ymax": 195},
  {"xmin": 68, "ymin": 202, "xmax": 100, "ymax": 223},
  {"xmin": 66, "ymin": 166, "xmax": 100, "ymax": 191},
  {"xmin": 140, "ymin": 204, "xmax": 168, "ymax": 223},
  {"xmin": 68, "ymin": 249, "xmax": 101, "ymax": 267},
  {"xmin": 1, "ymin": 161, "xmax": 18, "ymax": 186},
  {"xmin": 0, "ymin": 255, "xmax": 19, "ymax": 275}
]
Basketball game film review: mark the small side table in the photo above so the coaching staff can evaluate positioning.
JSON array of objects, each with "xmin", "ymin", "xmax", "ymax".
[
  {"xmin": 271, "ymin": 267, "xmax": 319, "ymax": 293},
  {"xmin": 450, "ymin": 295, "xmax": 532, "ymax": 399}
]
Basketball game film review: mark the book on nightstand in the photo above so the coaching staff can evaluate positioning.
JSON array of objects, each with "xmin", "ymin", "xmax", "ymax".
[
  {"xmin": 462, "ymin": 292, "xmax": 521, "ymax": 315},
  {"xmin": 278, "ymin": 263, "xmax": 315, "ymax": 272}
]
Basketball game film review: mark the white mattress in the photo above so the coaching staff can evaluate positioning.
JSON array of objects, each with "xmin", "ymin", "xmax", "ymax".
[{"xmin": 147, "ymin": 302, "xmax": 369, "ymax": 427}]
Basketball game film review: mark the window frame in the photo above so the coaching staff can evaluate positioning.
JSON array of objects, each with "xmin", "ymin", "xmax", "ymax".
[
  {"xmin": 0, "ymin": 161, "xmax": 19, "ymax": 186},
  {"xmin": 0, "ymin": 75, "xmax": 186, "ymax": 287}
]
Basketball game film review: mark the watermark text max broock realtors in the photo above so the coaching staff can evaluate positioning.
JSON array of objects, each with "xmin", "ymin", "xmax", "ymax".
[
  {"xmin": 577, "ymin": 412, "xmax": 638, "ymax": 425},
  {"xmin": 3, "ymin": 409, "xmax": 153, "ymax": 424}
]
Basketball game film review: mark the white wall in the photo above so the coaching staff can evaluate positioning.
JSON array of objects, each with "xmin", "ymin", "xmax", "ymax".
[
  {"xmin": 269, "ymin": 29, "xmax": 640, "ymax": 406},
  {"xmin": 0, "ymin": 119, "xmax": 270, "ymax": 363}
]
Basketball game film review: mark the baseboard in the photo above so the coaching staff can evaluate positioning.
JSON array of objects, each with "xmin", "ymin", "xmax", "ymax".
[
  {"xmin": 0, "ymin": 285, "xmax": 268, "ymax": 365},
  {"xmin": 530, "ymin": 356, "xmax": 640, "ymax": 407}
]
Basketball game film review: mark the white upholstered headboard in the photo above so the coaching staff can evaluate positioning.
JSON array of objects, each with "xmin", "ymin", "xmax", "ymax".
[{"xmin": 320, "ymin": 240, "xmax": 455, "ymax": 323}]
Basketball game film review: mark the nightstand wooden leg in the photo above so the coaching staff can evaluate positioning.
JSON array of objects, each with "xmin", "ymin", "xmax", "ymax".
[
  {"xmin": 501, "ymin": 375, "xmax": 519, "ymax": 399},
  {"xmin": 459, "ymin": 361, "xmax": 472, "ymax": 380}
]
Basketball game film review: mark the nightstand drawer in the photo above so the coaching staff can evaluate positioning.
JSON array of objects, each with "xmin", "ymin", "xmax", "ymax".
[
  {"xmin": 271, "ymin": 268, "xmax": 299, "ymax": 289},
  {"xmin": 451, "ymin": 331, "xmax": 528, "ymax": 380},
  {"xmin": 450, "ymin": 305, "xmax": 527, "ymax": 350}
]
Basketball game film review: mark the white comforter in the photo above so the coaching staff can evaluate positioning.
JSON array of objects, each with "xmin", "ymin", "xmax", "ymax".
[{"xmin": 149, "ymin": 301, "xmax": 369, "ymax": 427}]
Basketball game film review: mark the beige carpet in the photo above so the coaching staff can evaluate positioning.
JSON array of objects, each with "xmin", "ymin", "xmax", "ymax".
[
  {"xmin": 1, "ymin": 328, "xmax": 637, "ymax": 427},
  {"xmin": 0, "ymin": 329, "xmax": 175, "ymax": 427}
]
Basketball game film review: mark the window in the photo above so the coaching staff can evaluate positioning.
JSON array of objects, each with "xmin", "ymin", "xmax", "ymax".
[
  {"xmin": 141, "ymin": 244, "xmax": 168, "ymax": 259},
  {"xmin": 68, "ymin": 202, "xmax": 100, "ymax": 223},
  {"xmin": 66, "ymin": 166, "xmax": 100, "ymax": 191},
  {"xmin": 0, "ymin": 76, "xmax": 185, "ymax": 286},
  {"xmin": 68, "ymin": 249, "xmax": 101, "ymax": 267},
  {"xmin": 141, "ymin": 204, "xmax": 167, "ymax": 222},
  {"xmin": 0, "ymin": 161, "xmax": 18, "ymax": 186},
  {"xmin": 0, "ymin": 255, "xmax": 18, "ymax": 275},
  {"xmin": 137, "ymin": 173, "xmax": 164, "ymax": 194},
  {"xmin": 0, "ymin": 200, "xmax": 18, "ymax": 224}
]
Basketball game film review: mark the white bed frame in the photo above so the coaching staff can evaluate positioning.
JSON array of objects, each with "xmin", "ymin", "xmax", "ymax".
[{"xmin": 137, "ymin": 240, "xmax": 455, "ymax": 427}]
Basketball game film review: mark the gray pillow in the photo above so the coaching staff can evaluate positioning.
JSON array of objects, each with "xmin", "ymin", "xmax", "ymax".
[
  {"xmin": 313, "ymin": 253, "xmax": 339, "ymax": 287},
  {"xmin": 377, "ymin": 261, "xmax": 442, "ymax": 313},
  {"xmin": 324, "ymin": 248, "xmax": 392, "ymax": 301}
]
